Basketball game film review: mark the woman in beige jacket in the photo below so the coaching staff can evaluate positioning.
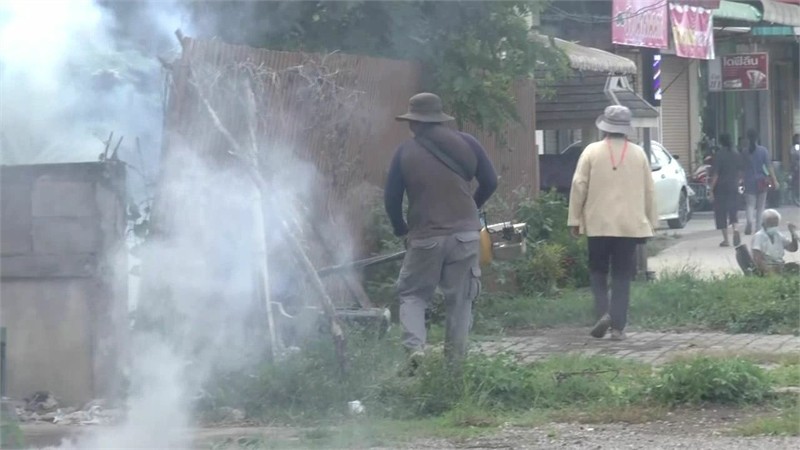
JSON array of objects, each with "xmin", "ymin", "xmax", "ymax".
[{"xmin": 567, "ymin": 105, "xmax": 658, "ymax": 341}]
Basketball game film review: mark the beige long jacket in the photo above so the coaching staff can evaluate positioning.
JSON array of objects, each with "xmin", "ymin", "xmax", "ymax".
[{"xmin": 567, "ymin": 138, "xmax": 658, "ymax": 238}]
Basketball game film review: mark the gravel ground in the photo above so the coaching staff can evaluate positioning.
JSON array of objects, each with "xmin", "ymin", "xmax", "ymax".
[{"xmin": 370, "ymin": 408, "xmax": 799, "ymax": 450}]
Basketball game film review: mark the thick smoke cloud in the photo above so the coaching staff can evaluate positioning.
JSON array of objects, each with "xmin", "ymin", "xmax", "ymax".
[
  {"xmin": 3, "ymin": 2, "xmax": 359, "ymax": 449},
  {"xmin": 0, "ymin": 0, "xmax": 192, "ymax": 202}
]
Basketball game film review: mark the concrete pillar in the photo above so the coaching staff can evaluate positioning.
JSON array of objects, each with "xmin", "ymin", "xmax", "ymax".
[{"xmin": 688, "ymin": 60, "xmax": 702, "ymax": 169}]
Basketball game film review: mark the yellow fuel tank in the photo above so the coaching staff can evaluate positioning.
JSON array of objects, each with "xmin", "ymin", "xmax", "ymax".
[{"xmin": 479, "ymin": 227, "xmax": 493, "ymax": 266}]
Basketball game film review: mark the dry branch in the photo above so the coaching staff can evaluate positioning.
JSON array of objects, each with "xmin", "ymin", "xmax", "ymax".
[{"xmin": 188, "ymin": 68, "xmax": 349, "ymax": 372}]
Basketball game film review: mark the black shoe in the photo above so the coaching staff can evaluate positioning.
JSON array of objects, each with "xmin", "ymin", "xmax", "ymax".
[
  {"xmin": 590, "ymin": 314, "xmax": 612, "ymax": 339},
  {"xmin": 733, "ymin": 230, "xmax": 741, "ymax": 247}
]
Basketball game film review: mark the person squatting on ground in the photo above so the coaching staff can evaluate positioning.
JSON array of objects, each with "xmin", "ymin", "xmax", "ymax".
[
  {"xmin": 742, "ymin": 129, "xmax": 779, "ymax": 235},
  {"xmin": 384, "ymin": 93, "xmax": 498, "ymax": 367},
  {"xmin": 567, "ymin": 105, "xmax": 658, "ymax": 342},
  {"xmin": 710, "ymin": 133, "xmax": 742, "ymax": 247},
  {"xmin": 751, "ymin": 209, "xmax": 799, "ymax": 275}
]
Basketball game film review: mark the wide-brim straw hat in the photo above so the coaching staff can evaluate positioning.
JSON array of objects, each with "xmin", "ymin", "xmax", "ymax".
[
  {"xmin": 596, "ymin": 105, "xmax": 635, "ymax": 136},
  {"xmin": 396, "ymin": 92, "xmax": 455, "ymax": 123}
]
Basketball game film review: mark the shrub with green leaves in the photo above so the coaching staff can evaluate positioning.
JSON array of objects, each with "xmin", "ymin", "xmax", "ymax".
[
  {"xmin": 649, "ymin": 357, "xmax": 771, "ymax": 405},
  {"xmin": 516, "ymin": 242, "xmax": 566, "ymax": 296},
  {"xmin": 511, "ymin": 190, "xmax": 589, "ymax": 294}
]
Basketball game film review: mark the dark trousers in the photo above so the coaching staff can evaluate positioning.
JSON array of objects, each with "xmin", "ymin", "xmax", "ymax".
[
  {"xmin": 587, "ymin": 237, "xmax": 640, "ymax": 331},
  {"xmin": 713, "ymin": 189, "xmax": 738, "ymax": 230}
]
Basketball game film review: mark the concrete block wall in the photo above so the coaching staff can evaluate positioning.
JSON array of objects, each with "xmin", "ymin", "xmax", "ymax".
[{"xmin": 0, "ymin": 162, "xmax": 127, "ymax": 406}]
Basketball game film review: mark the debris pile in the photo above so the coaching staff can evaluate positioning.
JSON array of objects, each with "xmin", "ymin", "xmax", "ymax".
[{"xmin": 14, "ymin": 392, "xmax": 123, "ymax": 426}]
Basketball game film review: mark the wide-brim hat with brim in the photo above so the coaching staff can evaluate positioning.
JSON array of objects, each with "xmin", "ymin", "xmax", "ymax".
[
  {"xmin": 596, "ymin": 105, "xmax": 635, "ymax": 136},
  {"xmin": 396, "ymin": 92, "xmax": 455, "ymax": 123}
]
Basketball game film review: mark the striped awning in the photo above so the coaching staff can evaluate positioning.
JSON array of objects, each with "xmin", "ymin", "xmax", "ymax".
[
  {"xmin": 760, "ymin": 0, "xmax": 800, "ymax": 26},
  {"xmin": 713, "ymin": 0, "xmax": 762, "ymax": 22},
  {"xmin": 533, "ymin": 35, "xmax": 637, "ymax": 74}
]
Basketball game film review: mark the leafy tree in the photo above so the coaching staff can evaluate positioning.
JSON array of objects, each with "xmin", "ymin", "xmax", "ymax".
[{"xmin": 184, "ymin": 0, "xmax": 569, "ymax": 135}]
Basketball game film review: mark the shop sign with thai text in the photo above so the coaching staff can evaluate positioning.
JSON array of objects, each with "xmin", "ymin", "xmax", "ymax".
[
  {"xmin": 669, "ymin": 3, "xmax": 715, "ymax": 60},
  {"xmin": 721, "ymin": 53, "xmax": 769, "ymax": 91},
  {"xmin": 612, "ymin": 0, "xmax": 669, "ymax": 49}
]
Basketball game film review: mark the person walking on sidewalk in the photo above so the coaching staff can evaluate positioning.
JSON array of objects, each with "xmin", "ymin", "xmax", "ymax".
[
  {"xmin": 742, "ymin": 129, "xmax": 779, "ymax": 235},
  {"xmin": 567, "ymin": 105, "xmax": 658, "ymax": 341},
  {"xmin": 710, "ymin": 133, "xmax": 741, "ymax": 247},
  {"xmin": 385, "ymin": 92, "xmax": 498, "ymax": 368}
]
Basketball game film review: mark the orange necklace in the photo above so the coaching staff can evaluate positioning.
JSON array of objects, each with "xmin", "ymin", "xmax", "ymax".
[{"xmin": 606, "ymin": 138, "xmax": 629, "ymax": 171}]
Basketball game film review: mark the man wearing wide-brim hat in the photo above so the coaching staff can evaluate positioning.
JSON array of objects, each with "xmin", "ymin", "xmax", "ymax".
[
  {"xmin": 567, "ymin": 105, "xmax": 658, "ymax": 341},
  {"xmin": 385, "ymin": 92, "xmax": 498, "ymax": 369}
]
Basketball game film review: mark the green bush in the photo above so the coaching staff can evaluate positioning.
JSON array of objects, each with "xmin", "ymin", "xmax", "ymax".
[
  {"xmin": 516, "ymin": 242, "xmax": 566, "ymax": 296},
  {"xmin": 649, "ymin": 357, "xmax": 771, "ymax": 405},
  {"xmin": 522, "ymin": 191, "xmax": 588, "ymax": 289},
  {"xmin": 512, "ymin": 190, "xmax": 589, "ymax": 293}
]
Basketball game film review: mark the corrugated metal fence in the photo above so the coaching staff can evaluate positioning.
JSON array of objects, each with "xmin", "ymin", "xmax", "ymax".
[{"xmin": 162, "ymin": 37, "xmax": 537, "ymax": 259}]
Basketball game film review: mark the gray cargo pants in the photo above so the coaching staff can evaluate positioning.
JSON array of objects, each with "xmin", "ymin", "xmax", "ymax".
[{"xmin": 397, "ymin": 231, "xmax": 481, "ymax": 362}]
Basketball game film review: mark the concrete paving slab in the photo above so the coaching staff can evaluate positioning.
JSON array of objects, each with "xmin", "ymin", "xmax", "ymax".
[{"xmin": 475, "ymin": 328, "xmax": 799, "ymax": 366}]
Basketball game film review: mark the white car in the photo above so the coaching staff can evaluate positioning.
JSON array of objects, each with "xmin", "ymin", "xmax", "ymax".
[
  {"xmin": 646, "ymin": 141, "xmax": 693, "ymax": 229},
  {"xmin": 559, "ymin": 140, "xmax": 693, "ymax": 229}
]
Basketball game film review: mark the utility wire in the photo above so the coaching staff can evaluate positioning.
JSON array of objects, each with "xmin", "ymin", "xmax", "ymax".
[{"xmin": 545, "ymin": 0, "xmax": 669, "ymax": 24}]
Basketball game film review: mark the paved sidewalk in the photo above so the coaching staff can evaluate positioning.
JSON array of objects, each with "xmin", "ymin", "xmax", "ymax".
[
  {"xmin": 649, "ymin": 206, "xmax": 800, "ymax": 277},
  {"xmin": 474, "ymin": 328, "xmax": 800, "ymax": 365}
]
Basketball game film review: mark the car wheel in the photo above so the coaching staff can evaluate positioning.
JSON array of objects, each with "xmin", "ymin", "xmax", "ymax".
[{"xmin": 667, "ymin": 190, "xmax": 689, "ymax": 229}]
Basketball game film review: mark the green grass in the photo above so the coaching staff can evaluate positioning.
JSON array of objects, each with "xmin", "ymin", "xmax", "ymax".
[
  {"xmin": 735, "ymin": 408, "xmax": 800, "ymax": 437},
  {"xmin": 768, "ymin": 358, "xmax": 800, "ymax": 388},
  {"xmin": 475, "ymin": 272, "xmax": 800, "ymax": 334}
]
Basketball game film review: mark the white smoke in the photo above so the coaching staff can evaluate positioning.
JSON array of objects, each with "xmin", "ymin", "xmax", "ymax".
[
  {"xmin": 3, "ymin": 2, "xmax": 365, "ymax": 448},
  {"xmin": 0, "ymin": 0, "xmax": 192, "ymax": 202},
  {"xmin": 0, "ymin": 1, "xmax": 298, "ymax": 448}
]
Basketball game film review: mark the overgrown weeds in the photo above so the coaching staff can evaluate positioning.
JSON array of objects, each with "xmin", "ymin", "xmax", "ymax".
[
  {"xmin": 648, "ymin": 357, "xmax": 771, "ymax": 405},
  {"xmin": 200, "ymin": 336, "xmax": 786, "ymax": 428}
]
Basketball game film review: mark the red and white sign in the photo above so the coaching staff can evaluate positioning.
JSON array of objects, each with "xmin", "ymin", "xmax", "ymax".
[
  {"xmin": 669, "ymin": 3, "xmax": 715, "ymax": 60},
  {"xmin": 721, "ymin": 53, "xmax": 769, "ymax": 91},
  {"xmin": 612, "ymin": 0, "xmax": 669, "ymax": 49}
]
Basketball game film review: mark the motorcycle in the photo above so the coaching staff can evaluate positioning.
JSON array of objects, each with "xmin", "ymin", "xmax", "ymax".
[
  {"xmin": 690, "ymin": 151, "xmax": 748, "ymax": 211},
  {"xmin": 689, "ymin": 154, "xmax": 714, "ymax": 212}
]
